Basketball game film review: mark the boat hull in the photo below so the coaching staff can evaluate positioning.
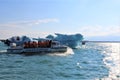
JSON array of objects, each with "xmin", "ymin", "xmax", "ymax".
[{"xmin": 7, "ymin": 46, "xmax": 67, "ymax": 55}]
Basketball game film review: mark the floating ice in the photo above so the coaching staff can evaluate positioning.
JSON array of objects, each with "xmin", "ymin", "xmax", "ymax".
[
  {"xmin": 46, "ymin": 33, "xmax": 83, "ymax": 48},
  {"xmin": 1, "ymin": 33, "xmax": 84, "ymax": 48}
]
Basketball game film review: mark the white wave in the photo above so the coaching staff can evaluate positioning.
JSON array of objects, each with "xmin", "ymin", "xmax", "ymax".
[
  {"xmin": 76, "ymin": 62, "xmax": 82, "ymax": 68},
  {"xmin": 48, "ymin": 47, "xmax": 74, "ymax": 56},
  {"xmin": 0, "ymin": 50, "xmax": 7, "ymax": 53}
]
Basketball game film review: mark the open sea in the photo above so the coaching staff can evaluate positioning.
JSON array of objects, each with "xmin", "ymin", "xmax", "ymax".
[{"xmin": 0, "ymin": 42, "xmax": 120, "ymax": 80}]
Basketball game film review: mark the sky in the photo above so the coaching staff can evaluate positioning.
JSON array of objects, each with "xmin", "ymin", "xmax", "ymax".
[{"xmin": 0, "ymin": 0, "xmax": 120, "ymax": 40}]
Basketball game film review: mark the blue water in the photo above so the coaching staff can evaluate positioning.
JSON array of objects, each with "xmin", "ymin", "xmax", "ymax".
[{"xmin": 0, "ymin": 42, "xmax": 120, "ymax": 80}]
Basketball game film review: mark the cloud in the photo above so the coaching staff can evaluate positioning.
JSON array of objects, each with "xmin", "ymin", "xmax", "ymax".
[
  {"xmin": 0, "ymin": 18, "xmax": 59, "ymax": 39},
  {"xmin": 16, "ymin": 18, "xmax": 59, "ymax": 26},
  {"xmin": 0, "ymin": 18, "xmax": 59, "ymax": 27},
  {"xmin": 0, "ymin": 29, "xmax": 50, "ymax": 39},
  {"xmin": 78, "ymin": 25, "xmax": 120, "ymax": 37}
]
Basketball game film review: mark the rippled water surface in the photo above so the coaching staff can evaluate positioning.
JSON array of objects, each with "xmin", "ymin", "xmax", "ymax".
[{"xmin": 0, "ymin": 42, "xmax": 120, "ymax": 80}]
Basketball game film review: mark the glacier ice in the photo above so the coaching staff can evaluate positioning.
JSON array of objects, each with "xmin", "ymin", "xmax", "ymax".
[
  {"xmin": 2, "ymin": 33, "xmax": 84, "ymax": 48},
  {"xmin": 46, "ymin": 33, "xmax": 83, "ymax": 48}
]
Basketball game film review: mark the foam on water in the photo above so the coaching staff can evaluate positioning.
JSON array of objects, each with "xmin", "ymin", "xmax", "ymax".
[
  {"xmin": 0, "ymin": 42, "xmax": 7, "ymax": 53},
  {"xmin": 48, "ymin": 47, "xmax": 74, "ymax": 56},
  {"xmin": 0, "ymin": 50, "xmax": 7, "ymax": 53}
]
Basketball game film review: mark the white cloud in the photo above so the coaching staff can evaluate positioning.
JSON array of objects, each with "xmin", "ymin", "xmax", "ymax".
[
  {"xmin": 78, "ymin": 25, "xmax": 120, "ymax": 37},
  {"xmin": 0, "ymin": 18, "xmax": 59, "ymax": 38},
  {"xmin": 0, "ymin": 29, "xmax": 50, "ymax": 39},
  {"xmin": 0, "ymin": 18, "xmax": 59, "ymax": 27},
  {"xmin": 20, "ymin": 18, "xmax": 59, "ymax": 26}
]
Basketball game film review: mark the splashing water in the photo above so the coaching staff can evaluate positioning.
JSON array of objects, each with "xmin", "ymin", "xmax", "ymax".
[
  {"xmin": 0, "ymin": 42, "xmax": 7, "ymax": 53},
  {"xmin": 0, "ymin": 50, "xmax": 7, "ymax": 53},
  {"xmin": 48, "ymin": 47, "xmax": 74, "ymax": 56}
]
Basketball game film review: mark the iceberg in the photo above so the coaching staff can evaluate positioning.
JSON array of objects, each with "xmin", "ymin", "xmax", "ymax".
[
  {"xmin": 46, "ymin": 33, "xmax": 84, "ymax": 48},
  {"xmin": 1, "ymin": 33, "xmax": 84, "ymax": 49}
]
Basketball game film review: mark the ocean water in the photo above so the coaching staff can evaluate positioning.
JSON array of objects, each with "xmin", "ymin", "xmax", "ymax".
[{"xmin": 0, "ymin": 42, "xmax": 120, "ymax": 80}]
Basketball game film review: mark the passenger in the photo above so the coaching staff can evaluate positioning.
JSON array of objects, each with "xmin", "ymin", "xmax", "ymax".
[
  {"xmin": 49, "ymin": 40, "xmax": 52, "ymax": 47},
  {"xmin": 34, "ymin": 41, "xmax": 38, "ymax": 48},
  {"xmin": 46, "ymin": 41, "xmax": 48, "ymax": 47},
  {"xmin": 31, "ymin": 41, "xmax": 34, "ymax": 48},
  {"xmin": 32, "ymin": 41, "xmax": 35, "ymax": 48},
  {"xmin": 42, "ymin": 41, "xmax": 46, "ymax": 48},
  {"xmin": 41, "ymin": 41, "xmax": 44, "ymax": 48},
  {"xmin": 16, "ymin": 36, "xmax": 20, "ymax": 41},
  {"xmin": 24, "ymin": 42, "xmax": 28, "ymax": 48},
  {"xmin": 28, "ymin": 41, "xmax": 31, "ymax": 48},
  {"xmin": 38, "ymin": 41, "xmax": 41, "ymax": 47},
  {"xmin": 33, "ymin": 41, "xmax": 37, "ymax": 48},
  {"xmin": 23, "ymin": 42, "xmax": 26, "ymax": 48},
  {"xmin": 44, "ymin": 41, "xmax": 46, "ymax": 48}
]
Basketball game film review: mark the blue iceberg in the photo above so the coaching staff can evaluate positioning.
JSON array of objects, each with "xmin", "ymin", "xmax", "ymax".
[
  {"xmin": 46, "ymin": 33, "xmax": 84, "ymax": 48},
  {"xmin": 1, "ymin": 33, "xmax": 84, "ymax": 48}
]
